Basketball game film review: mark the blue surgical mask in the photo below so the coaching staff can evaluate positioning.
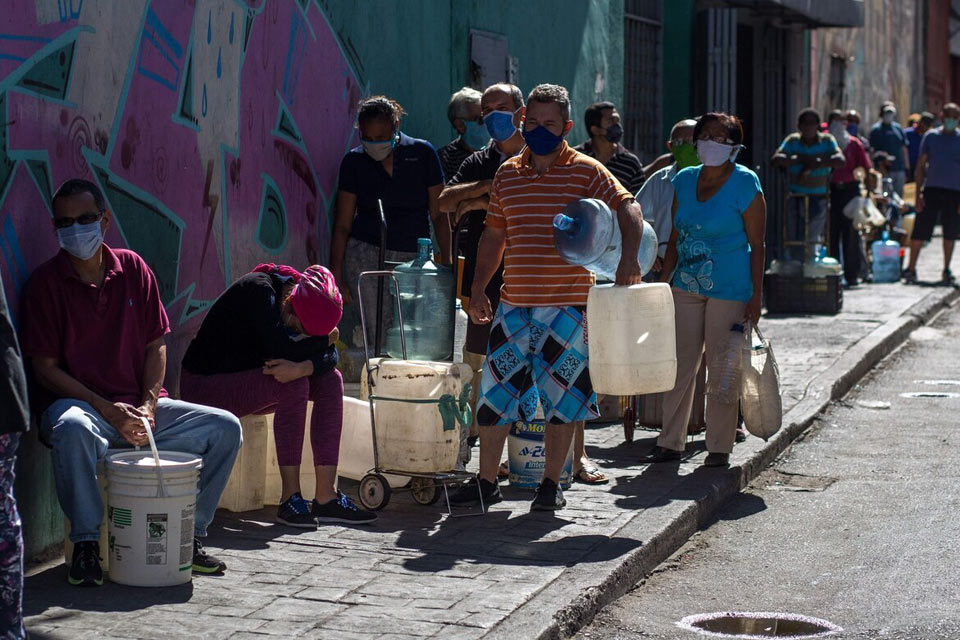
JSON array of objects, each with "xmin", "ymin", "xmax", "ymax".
[
  {"xmin": 361, "ymin": 133, "xmax": 397, "ymax": 161},
  {"xmin": 462, "ymin": 120, "xmax": 488, "ymax": 151},
  {"xmin": 847, "ymin": 123, "xmax": 859, "ymax": 136},
  {"xmin": 484, "ymin": 110, "xmax": 516, "ymax": 142},
  {"xmin": 57, "ymin": 220, "xmax": 103, "ymax": 260},
  {"xmin": 522, "ymin": 124, "xmax": 564, "ymax": 156}
]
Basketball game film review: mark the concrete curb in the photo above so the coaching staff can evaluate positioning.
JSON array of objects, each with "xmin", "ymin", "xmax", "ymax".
[{"xmin": 487, "ymin": 287, "xmax": 960, "ymax": 640}]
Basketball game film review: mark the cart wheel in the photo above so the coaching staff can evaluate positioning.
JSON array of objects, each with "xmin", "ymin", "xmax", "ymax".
[
  {"xmin": 358, "ymin": 474, "xmax": 391, "ymax": 511},
  {"xmin": 409, "ymin": 478, "xmax": 441, "ymax": 506}
]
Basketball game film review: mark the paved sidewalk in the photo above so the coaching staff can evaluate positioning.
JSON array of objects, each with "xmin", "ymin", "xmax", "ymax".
[{"xmin": 23, "ymin": 244, "xmax": 959, "ymax": 640}]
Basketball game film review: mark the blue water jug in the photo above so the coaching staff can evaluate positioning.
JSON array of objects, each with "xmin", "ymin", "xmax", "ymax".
[
  {"xmin": 871, "ymin": 231, "xmax": 901, "ymax": 283},
  {"xmin": 553, "ymin": 198, "xmax": 658, "ymax": 280},
  {"xmin": 386, "ymin": 238, "xmax": 454, "ymax": 361}
]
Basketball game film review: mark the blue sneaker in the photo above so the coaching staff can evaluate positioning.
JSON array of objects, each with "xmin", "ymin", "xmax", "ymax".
[
  {"xmin": 312, "ymin": 492, "xmax": 377, "ymax": 525},
  {"xmin": 276, "ymin": 492, "xmax": 317, "ymax": 528}
]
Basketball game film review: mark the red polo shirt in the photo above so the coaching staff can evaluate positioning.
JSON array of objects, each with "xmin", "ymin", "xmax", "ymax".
[{"xmin": 21, "ymin": 245, "xmax": 170, "ymax": 407}]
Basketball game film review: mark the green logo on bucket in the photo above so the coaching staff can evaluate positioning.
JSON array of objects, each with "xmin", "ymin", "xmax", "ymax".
[{"xmin": 112, "ymin": 507, "xmax": 132, "ymax": 527}]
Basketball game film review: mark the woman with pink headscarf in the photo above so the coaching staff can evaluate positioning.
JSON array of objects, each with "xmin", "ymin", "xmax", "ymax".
[{"xmin": 180, "ymin": 263, "xmax": 376, "ymax": 526}]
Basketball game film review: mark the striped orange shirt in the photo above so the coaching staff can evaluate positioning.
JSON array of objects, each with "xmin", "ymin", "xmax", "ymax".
[{"xmin": 485, "ymin": 141, "xmax": 633, "ymax": 307}]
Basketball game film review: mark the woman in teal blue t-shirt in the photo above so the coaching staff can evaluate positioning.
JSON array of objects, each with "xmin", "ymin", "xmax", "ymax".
[{"xmin": 645, "ymin": 113, "xmax": 767, "ymax": 468}]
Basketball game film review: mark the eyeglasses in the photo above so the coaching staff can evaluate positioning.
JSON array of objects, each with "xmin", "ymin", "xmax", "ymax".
[{"xmin": 53, "ymin": 211, "xmax": 104, "ymax": 229}]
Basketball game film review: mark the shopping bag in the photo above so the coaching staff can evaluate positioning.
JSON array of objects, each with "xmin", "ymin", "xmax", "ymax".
[{"xmin": 739, "ymin": 326, "xmax": 782, "ymax": 440}]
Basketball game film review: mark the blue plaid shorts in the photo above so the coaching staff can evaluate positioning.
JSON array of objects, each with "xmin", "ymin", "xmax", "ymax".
[{"xmin": 476, "ymin": 303, "xmax": 599, "ymax": 426}]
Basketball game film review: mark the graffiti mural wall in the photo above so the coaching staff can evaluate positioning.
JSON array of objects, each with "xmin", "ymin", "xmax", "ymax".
[{"xmin": 0, "ymin": 0, "xmax": 360, "ymax": 389}]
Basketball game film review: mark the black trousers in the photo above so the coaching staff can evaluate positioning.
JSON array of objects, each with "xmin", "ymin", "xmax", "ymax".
[{"xmin": 829, "ymin": 183, "xmax": 863, "ymax": 284}]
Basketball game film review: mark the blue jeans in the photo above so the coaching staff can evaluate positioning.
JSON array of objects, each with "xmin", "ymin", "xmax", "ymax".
[{"xmin": 40, "ymin": 398, "xmax": 242, "ymax": 543}]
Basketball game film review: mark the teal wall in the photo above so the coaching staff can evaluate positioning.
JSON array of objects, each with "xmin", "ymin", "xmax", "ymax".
[
  {"xmin": 661, "ymin": 0, "xmax": 695, "ymax": 143},
  {"xmin": 16, "ymin": 436, "xmax": 62, "ymax": 559},
  {"xmin": 320, "ymin": 0, "xmax": 625, "ymax": 148}
]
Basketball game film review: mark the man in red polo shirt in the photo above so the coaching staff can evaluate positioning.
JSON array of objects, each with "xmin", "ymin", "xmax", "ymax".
[{"xmin": 20, "ymin": 179, "xmax": 242, "ymax": 587}]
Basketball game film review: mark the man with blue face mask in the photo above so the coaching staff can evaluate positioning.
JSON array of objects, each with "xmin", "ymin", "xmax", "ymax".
[
  {"xmin": 19, "ymin": 179, "xmax": 242, "ymax": 587},
  {"xmin": 449, "ymin": 84, "xmax": 645, "ymax": 512},
  {"xmin": 438, "ymin": 83, "xmax": 525, "ymax": 469},
  {"xmin": 437, "ymin": 87, "xmax": 486, "ymax": 184},
  {"xmin": 903, "ymin": 102, "xmax": 960, "ymax": 285}
]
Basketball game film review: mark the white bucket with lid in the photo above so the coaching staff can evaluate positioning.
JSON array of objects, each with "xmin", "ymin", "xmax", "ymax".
[{"xmin": 106, "ymin": 432, "xmax": 202, "ymax": 587}]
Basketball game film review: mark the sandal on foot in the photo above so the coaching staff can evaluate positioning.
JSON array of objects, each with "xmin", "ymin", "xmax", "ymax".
[
  {"xmin": 574, "ymin": 465, "xmax": 609, "ymax": 485},
  {"xmin": 497, "ymin": 461, "xmax": 509, "ymax": 480}
]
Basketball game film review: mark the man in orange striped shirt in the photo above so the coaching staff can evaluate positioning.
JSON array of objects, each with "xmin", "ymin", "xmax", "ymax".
[{"xmin": 452, "ymin": 84, "xmax": 645, "ymax": 511}]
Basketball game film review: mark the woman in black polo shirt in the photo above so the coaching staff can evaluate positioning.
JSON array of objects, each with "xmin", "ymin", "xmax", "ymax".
[{"xmin": 330, "ymin": 96, "xmax": 447, "ymax": 355}]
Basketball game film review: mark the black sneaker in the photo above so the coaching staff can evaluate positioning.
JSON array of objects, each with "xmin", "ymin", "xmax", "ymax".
[
  {"xmin": 703, "ymin": 452, "xmax": 730, "ymax": 467},
  {"xmin": 67, "ymin": 541, "xmax": 103, "ymax": 587},
  {"xmin": 312, "ymin": 492, "xmax": 377, "ymax": 525},
  {"xmin": 192, "ymin": 538, "xmax": 227, "ymax": 574},
  {"xmin": 941, "ymin": 269, "xmax": 956, "ymax": 286},
  {"xmin": 276, "ymin": 492, "xmax": 317, "ymax": 529},
  {"xmin": 901, "ymin": 268, "xmax": 918, "ymax": 284},
  {"xmin": 530, "ymin": 477, "xmax": 566, "ymax": 511},
  {"xmin": 448, "ymin": 477, "xmax": 502, "ymax": 507}
]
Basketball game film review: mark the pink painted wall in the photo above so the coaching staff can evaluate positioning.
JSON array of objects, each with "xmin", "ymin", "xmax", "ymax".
[{"xmin": 0, "ymin": 0, "xmax": 360, "ymax": 390}]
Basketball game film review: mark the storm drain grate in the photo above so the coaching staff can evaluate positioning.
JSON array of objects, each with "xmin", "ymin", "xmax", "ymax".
[
  {"xmin": 899, "ymin": 392, "xmax": 960, "ymax": 399},
  {"xmin": 677, "ymin": 611, "xmax": 841, "ymax": 638}
]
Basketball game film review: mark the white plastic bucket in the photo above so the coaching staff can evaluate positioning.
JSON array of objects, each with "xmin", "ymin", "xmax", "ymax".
[
  {"xmin": 106, "ymin": 449, "xmax": 202, "ymax": 587},
  {"xmin": 507, "ymin": 421, "xmax": 574, "ymax": 490}
]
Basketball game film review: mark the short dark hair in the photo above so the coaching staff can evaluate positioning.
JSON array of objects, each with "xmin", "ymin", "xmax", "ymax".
[
  {"xmin": 920, "ymin": 111, "xmax": 936, "ymax": 123},
  {"xmin": 357, "ymin": 95, "xmax": 406, "ymax": 128},
  {"xmin": 798, "ymin": 108, "xmax": 821, "ymax": 126},
  {"xmin": 527, "ymin": 84, "xmax": 570, "ymax": 122},
  {"xmin": 485, "ymin": 83, "xmax": 525, "ymax": 111},
  {"xmin": 51, "ymin": 178, "xmax": 105, "ymax": 214},
  {"xmin": 692, "ymin": 112, "xmax": 744, "ymax": 145},
  {"xmin": 827, "ymin": 109, "xmax": 846, "ymax": 123},
  {"xmin": 584, "ymin": 101, "xmax": 616, "ymax": 134}
]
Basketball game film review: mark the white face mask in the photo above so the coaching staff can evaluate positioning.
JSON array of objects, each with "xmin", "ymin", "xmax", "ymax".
[
  {"xmin": 882, "ymin": 112, "xmax": 895, "ymax": 125},
  {"xmin": 57, "ymin": 220, "xmax": 103, "ymax": 260},
  {"xmin": 829, "ymin": 122, "xmax": 850, "ymax": 148},
  {"xmin": 696, "ymin": 140, "xmax": 737, "ymax": 167}
]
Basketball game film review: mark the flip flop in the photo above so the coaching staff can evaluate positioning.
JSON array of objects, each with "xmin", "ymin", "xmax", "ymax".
[
  {"xmin": 574, "ymin": 465, "xmax": 609, "ymax": 485},
  {"xmin": 497, "ymin": 461, "xmax": 509, "ymax": 480}
]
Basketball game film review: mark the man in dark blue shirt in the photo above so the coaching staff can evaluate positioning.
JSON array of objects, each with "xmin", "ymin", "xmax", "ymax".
[
  {"xmin": 904, "ymin": 111, "xmax": 934, "ymax": 182},
  {"xmin": 869, "ymin": 104, "xmax": 910, "ymax": 196}
]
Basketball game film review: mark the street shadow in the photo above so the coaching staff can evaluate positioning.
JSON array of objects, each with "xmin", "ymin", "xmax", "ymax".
[
  {"xmin": 23, "ymin": 569, "xmax": 193, "ymax": 616},
  {"xmin": 701, "ymin": 491, "xmax": 768, "ymax": 527}
]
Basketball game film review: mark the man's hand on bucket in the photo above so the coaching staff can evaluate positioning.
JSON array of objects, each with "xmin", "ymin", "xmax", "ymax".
[
  {"xmin": 101, "ymin": 402, "xmax": 152, "ymax": 447},
  {"xmin": 615, "ymin": 256, "xmax": 644, "ymax": 286}
]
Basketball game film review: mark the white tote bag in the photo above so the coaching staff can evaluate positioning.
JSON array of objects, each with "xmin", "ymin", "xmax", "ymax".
[{"xmin": 740, "ymin": 326, "xmax": 782, "ymax": 440}]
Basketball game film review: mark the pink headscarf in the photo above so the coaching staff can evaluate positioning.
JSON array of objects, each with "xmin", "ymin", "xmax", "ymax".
[{"xmin": 251, "ymin": 263, "xmax": 342, "ymax": 336}]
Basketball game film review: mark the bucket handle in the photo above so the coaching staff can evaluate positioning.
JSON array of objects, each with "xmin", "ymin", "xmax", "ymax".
[{"xmin": 140, "ymin": 417, "xmax": 168, "ymax": 498}]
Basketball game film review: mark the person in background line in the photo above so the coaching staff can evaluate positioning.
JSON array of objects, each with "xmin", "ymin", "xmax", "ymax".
[
  {"xmin": 869, "ymin": 103, "xmax": 910, "ymax": 196},
  {"xmin": 845, "ymin": 109, "xmax": 871, "ymax": 151},
  {"xmin": 574, "ymin": 101, "xmax": 645, "ymax": 194},
  {"xmin": 636, "ymin": 118, "xmax": 700, "ymax": 269},
  {"xmin": 771, "ymin": 108, "xmax": 845, "ymax": 261},
  {"xmin": 437, "ymin": 83, "xmax": 526, "ymax": 468},
  {"xmin": 0, "ymin": 283, "xmax": 28, "ymax": 638},
  {"xmin": 456, "ymin": 84, "xmax": 644, "ymax": 511},
  {"xmin": 647, "ymin": 113, "xmax": 766, "ymax": 468},
  {"xmin": 827, "ymin": 110, "xmax": 872, "ymax": 287},
  {"xmin": 905, "ymin": 111, "xmax": 935, "ymax": 183},
  {"xmin": 437, "ymin": 87, "xmax": 486, "ymax": 183},
  {"xmin": 331, "ymin": 96, "xmax": 447, "ymax": 355},
  {"xmin": 21, "ymin": 179, "xmax": 242, "ymax": 587},
  {"xmin": 180, "ymin": 264, "xmax": 376, "ymax": 527},
  {"xmin": 903, "ymin": 102, "xmax": 960, "ymax": 285}
]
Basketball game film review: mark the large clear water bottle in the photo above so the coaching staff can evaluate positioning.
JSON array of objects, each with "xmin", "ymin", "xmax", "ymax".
[
  {"xmin": 386, "ymin": 238, "xmax": 454, "ymax": 361},
  {"xmin": 707, "ymin": 322, "xmax": 746, "ymax": 404},
  {"xmin": 871, "ymin": 231, "xmax": 901, "ymax": 283},
  {"xmin": 553, "ymin": 198, "xmax": 658, "ymax": 280}
]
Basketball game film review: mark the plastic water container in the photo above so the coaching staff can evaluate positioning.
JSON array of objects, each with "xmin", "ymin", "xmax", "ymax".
[
  {"xmin": 586, "ymin": 282, "xmax": 677, "ymax": 395},
  {"xmin": 507, "ymin": 421, "xmax": 574, "ymax": 490},
  {"xmin": 106, "ymin": 450, "xmax": 202, "ymax": 587},
  {"xmin": 363, "ymin": 359, "xmax": 472, "ymax": 473},
  {"xmin": 553, "ymin": 198, "xmax": 659, "ymax": 280},
  {"xmin": 337, "ymin": 396, "xmax": 406, "ymax": 488},
  {"xmin": 871, "ymin": 231, "xmax": 901, "ymax": 283},
  {"xmin": 803, "ymin": 247, "xmax": 842, "ymax": 278},
  {"xmin": 386, "ymin": 238, "xmax": 454, "ymax": 361},
  {"xmin": 453, "ymin": 301, "xmax": 468, "ymax": 363}
]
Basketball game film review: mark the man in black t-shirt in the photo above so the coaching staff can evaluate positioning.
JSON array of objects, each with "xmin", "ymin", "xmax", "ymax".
[
  {"xmin": 575, "ymin": 101, "xmax": 645, "ymax": 194},
  {"xmin": 438, "ymin": 83, "xmax": 526, "ymax": 464}
]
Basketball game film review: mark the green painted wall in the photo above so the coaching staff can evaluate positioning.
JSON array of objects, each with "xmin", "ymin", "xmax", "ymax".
[
  {"xmin": 661, "ymin": 0, "xmax": 695, "ymax": 143},
  {"xmin": 320, "ymin": 0, "xmax": 625, "ymax": 148},
  {"xmin": 16, "ymin": 435, "xmax": 63, "ymax": 559}
]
